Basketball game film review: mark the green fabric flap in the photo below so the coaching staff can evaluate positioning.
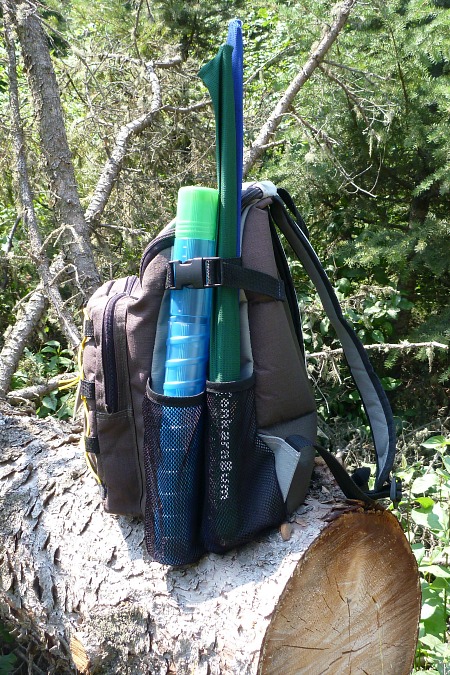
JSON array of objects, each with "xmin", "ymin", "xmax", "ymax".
[{"xmin": 199, "ymin": 45, "xmax": 240, "ymax": 382}]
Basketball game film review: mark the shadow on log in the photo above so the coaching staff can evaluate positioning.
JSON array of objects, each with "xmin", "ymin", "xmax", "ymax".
[{"xmin": 0, "ymin": 402, "xmax": 421, "ymax": 674}]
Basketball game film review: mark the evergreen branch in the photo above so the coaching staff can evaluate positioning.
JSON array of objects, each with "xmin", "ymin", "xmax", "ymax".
[
  {"xmin": 322, "ymin": 59, "xmax": 388, "ymax": 83},
  {"xmin": 245, "ymin": 46, "xmax": 295, "ymax": 85},
  {"xmin": 318, "ymin": 63, "xmax": 370, "ymax": 126},
  {"xmin": 243, "ymin": 0, "xmax": 357, "ymax": 177},
  {"xmin": 307, "ymin": 341, "xmax": 448, "ymax": 360}
]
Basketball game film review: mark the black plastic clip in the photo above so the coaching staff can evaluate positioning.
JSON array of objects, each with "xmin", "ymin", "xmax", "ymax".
[
  {"xmin": 390, "ymin": 476, "xmax": 402, "ymax": 504},
  {"xmin": 168, "ymin": 257, "xmax": 223, "ymax": 290}
]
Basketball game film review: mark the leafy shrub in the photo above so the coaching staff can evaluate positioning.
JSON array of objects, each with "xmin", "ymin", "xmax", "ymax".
[
  {"xmin": 11, "ymin": 340, "xmax": 76, "ymax": 419},
  {"xmin": 395, "ymin": 435, "xmax": 450, "ymax": 673}
]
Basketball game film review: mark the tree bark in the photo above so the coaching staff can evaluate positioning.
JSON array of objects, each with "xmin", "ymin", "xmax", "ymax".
[
  {"xmin": 0, "ymin": 403, "xmax": 421, "ymax": 674},
  {"xmin": 84, "ymin": 62, "xmax": 162, "ymax": 228},
  {"xmin": 2, "ymin": 5, "xmax": 81, "ymax": 350},
  {"xmin": 0, "ymin": 289, "xmax": 46, "ymax": 398},
  {"xmin": 5, "ymin": 0, "xmax": 101, "ymax": 300},
  {"xmin": 243, "ymin": 0, "xmax": 357, "ymax": 177}
]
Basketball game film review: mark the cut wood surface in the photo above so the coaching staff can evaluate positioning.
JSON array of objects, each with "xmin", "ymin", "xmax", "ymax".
[{"xmin": 0, "ymin": 402, "xmax": 421, "ymax": 674}]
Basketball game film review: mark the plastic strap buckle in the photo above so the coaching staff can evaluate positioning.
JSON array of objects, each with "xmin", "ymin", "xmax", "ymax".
[
  {"xmin": 168, "ymin": 257, "xmax": 224, "ymax": 290},
  {"xmin": 390, "ymin": 476, "xmax": 402, "ymax": 504}
]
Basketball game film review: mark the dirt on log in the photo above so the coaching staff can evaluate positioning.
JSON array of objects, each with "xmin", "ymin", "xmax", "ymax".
[{"xmin": 0, "ymin": 402, "xmax": 421, "ymax": 674}]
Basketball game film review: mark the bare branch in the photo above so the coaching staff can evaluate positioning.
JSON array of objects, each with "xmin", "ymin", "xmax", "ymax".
[
  {"xmin": 98, "ymin": 53, "xmax": 183, "ymax": 69},
  {"xmin": 0, "ymin": 288, "xmax": 47, "ymax": 398},
  {"xmin": 245, "ymin": 46, "xmax": 295, "ymax": 85},
  {"xmin": 162, "ymin": 100, "xmax": 211, "ymax": 113},
  {"xmin": 84, "ymin": 63, "xmax": 162, "ymax": 226},
  {"xmin": 307, "ymin": 341, "xmax": 449, "ymax": 361},
  {"xmin": 4, "ymin": 215, "xmax": 21, "ymax": 254},
  {"xmin": 322, "ymin": 59, "xmax": 388, "ymax": 83},
  {"xmin": 10, "ymin": 0, "xmax": 101, "ymax": 298},
  {"xmin": 243, "ymin": 0, "xmax": 357, "ymax": 177},
  {"xmin": 318, "ymin": 63, "xmax": 370, "ymax": 126},
  {"xmin": 6, "ymin": 372, "xmax": 77, "ymax": 404}
]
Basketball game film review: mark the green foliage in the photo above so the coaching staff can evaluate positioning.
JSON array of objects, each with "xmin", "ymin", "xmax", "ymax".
[
  {"xmin": 12, "ymin": 340, "xmax": 76, "ymax": 419},
  {"xmin": 0, "ymin": 621, "xmax": 17, "ymax": 675},
  {"xmin": 395, "ymin": 435, "xmax": 450, "ymax": 672}
]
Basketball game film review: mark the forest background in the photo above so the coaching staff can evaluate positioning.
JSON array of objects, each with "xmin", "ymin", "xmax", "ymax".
[{"xmin": 0, "ymin": 0, "xmax": 449, "ymax": 672}]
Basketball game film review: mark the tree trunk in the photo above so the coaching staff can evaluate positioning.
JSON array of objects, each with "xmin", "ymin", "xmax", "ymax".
[
  {"xmin": 0, "ymin": 288, "xmax": 46, "ymax": 398},
  {"xmin": 0, "ymin": 403, "xmax": 420, "ymax": 675},
  {"xmin": 6, "ymin": 0, "xmax": 101, "ymax": 300}
]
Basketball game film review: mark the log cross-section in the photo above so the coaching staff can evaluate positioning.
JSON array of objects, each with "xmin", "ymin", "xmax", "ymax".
[
  {"xmin": 0, "ymin": 403, "xmax": 420, "ymax": 674},
  {"xmin": 259, "ymin": 509, "xmax": 420, "ymax": 674}
]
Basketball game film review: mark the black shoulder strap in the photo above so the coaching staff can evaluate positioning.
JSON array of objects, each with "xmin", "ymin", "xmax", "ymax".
[{"xmin": 270, "ymin": 190, "xmax": 399, "ymax": 503}]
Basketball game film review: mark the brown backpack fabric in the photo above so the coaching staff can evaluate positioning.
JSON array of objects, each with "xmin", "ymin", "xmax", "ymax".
[{"xmin": 78, "ymin": 183, "xmax": 397, "ymax": 565}]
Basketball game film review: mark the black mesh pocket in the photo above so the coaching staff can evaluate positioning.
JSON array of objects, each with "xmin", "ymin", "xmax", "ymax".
[
  {"xmin": 202, "ymin": 377, "xmax": 286, "ymax": 553},
  {"xmin": 143, "ymin": 385, "xmax": 206, "ymax": 565}
]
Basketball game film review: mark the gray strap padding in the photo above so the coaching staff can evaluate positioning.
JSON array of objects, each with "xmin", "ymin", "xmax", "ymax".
[{"xmin": 270, "ymin": 196, "xmax": 396, "ymax": 491}]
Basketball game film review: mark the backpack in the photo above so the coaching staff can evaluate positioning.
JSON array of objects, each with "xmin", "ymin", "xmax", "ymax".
[{"xmin": 78, "ymin": 181, "xmax": 399, "ymax": 566}]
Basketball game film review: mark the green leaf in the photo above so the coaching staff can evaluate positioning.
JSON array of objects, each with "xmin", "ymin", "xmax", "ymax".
[
  {"xmin": 411, "ymin": 503, "xmax": 447, "ymax": 533},
  {"xmin": 414, "ymin": 496, "xmax": 436, "ymax": 509},
  {"xmin": 0, "ymin": 653, "xmax": 18, "ymax": 675},
  {"xmin": 43, "ymin": 339, "xmax": 61, "ymax": 348},
  {"xmin": 42, "ymin": 395, "xmax": 57, "ymax": 411},
  {"xmin": 421, "ymin": 435, "xmax": 447, "ymax": 449},
  {"xmin": 371, "ymin": 329, "xmax": 385, "ymax": 343},
  {"xmin": 411, "ymin": 473, "xmax": 439, "ymax": 495},
  {"xmin": 419, "ymin": 564, "xmax": 450, "ymax": 579}
]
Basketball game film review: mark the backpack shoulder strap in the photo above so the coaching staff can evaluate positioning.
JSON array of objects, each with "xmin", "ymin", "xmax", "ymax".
[{"xmin": 269, "ymin": 189, "xmax": 399, "ymax": 503}]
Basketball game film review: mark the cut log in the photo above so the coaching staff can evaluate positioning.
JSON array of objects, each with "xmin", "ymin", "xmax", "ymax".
[{"xmin": 0, "ymin": 402, "xmax": 421, "ymax": 674}]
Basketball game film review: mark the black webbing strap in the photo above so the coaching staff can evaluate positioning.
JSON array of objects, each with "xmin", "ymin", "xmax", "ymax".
[
  {"xmin": 83, "ymin": 319, "xmax": 94, "ymax": 338},
  {"xmin": 315, "ymin": 443, "xmax": 401, "ymax": 503},
  {"xmin": 84, "ymin": 436, "xmax": 100, "ymax": 455},
  {"xmin": 79, "ymin": 379, "xmax": 95, "ymax": 399},
  {"xmin": 166, "ymin": 257, "xmax": 285, "ymax": 301}
]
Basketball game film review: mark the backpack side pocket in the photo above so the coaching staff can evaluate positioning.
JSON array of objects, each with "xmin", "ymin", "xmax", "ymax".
[
  {"xmin": 143, "ymin": 383, "xmax": 206, "ymax": 566},
  {"xmin": 202, "ymin": 376, "xmax": 286, "ymax": 553}
]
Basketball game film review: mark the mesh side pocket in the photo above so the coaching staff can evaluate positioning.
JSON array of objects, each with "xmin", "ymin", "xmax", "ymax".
[
  {"xmin": 143, "ymin": 386, "xmax": 206, "ymax": 566},
  {"xmin": 202, "ymin": 377, "xmax": 286, "ymax": 553}
]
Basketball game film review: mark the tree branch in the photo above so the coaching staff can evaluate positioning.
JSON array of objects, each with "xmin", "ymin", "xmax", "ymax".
[
  {"xmin": 243, "ymin": 0, "xmax": 357, "ymax": 177},
  {"xmin": 307, "ymin": 341, "xmax": 448, "ymax": 360},
  {"xmin": 318, "ymin": 63, "xmax": 370, "ymax": 126},
  {"xmin": 84, "ymin": 63, "xmax": 162, "ymax": 226},
  {"xmin": 6, "ymin": 372, "xmax": 78, "ymax": 404},
  {"xmin": 2, "ymin": 2, "xmax": 81, "ymax": 352},
  {"xmin": 0, "ymin": 289, "xmax": 47, "ymax": 398},
  {"xmin": 10, "ymin": 0, "xmax": 101, "ymax": 299}
]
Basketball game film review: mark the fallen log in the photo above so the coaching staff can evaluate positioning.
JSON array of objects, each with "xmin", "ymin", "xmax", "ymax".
[{"xmin": 0, "ymin": 402, "xmax": 421, "ymax": 674}]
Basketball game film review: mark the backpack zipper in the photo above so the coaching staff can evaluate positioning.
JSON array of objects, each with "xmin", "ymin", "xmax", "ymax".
[
  {"xmin": 102, "ymin": 275, "xmax": 137, "ymax": 413},
  {"xmin": 102, "ymin": 228, "xmax": 174, "ymax": 414}
]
